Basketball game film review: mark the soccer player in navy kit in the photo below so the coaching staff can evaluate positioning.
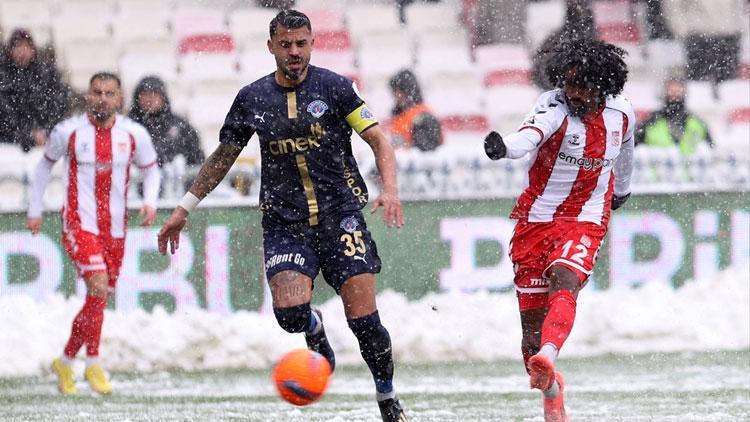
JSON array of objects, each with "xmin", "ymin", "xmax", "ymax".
[{"xmin": 158, "ymin": 10, "xmax": 407, "ymax": 422}]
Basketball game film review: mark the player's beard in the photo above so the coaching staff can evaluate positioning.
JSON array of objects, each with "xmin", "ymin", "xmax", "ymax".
[
  {"xmin": 280, "ymin": 57, "xmax": 308, "ymax": 81},
  {"xmin": 90, "ymin": 105, "xmax": 114, "ymax": 122}
]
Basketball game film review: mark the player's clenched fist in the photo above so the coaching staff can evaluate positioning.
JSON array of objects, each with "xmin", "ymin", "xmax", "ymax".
[{"xmin": 158, "ymin": 206, "xmax": 189, "ymax": 255}]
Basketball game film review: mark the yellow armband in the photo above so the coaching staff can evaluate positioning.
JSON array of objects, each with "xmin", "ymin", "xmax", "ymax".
[{"xmin": 345, "ymin": 104, "xmax": 379, "ymax": 134}]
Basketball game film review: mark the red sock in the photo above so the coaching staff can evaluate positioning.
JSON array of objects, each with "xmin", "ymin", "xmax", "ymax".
[
  {"xmin": 63, "ymin": 295, "xmax": 107, "ymax": 358},
  {"xmin": 540, "ymin": 290, "xmax": 577, "ymax": 351}
]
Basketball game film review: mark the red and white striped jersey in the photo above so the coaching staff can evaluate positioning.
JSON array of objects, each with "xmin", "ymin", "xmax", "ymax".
[
  {"xmin": 508, "ymin": 89, "xmax": 635, "ymax": 225},
  {"xmin": 43, "ymin": 113, "xmax": 157, "ymax": 238}
]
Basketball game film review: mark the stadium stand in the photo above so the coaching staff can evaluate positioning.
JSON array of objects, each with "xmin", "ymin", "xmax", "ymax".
[{"xmin": 0, "ymin": 0, "xmax": 747, "ymax": 210}]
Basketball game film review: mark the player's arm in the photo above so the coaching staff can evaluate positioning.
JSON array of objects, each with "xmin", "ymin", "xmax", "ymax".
[
  {"xmin": 360, "ymin": 126, "xmax": 404, "ymax": 228},
  {"xmin": 158, "ymin": 143, "xmax": 242, "ymax": 255},
  {"xmin": 485, "ymin": 91, "xmax": 560, "ymax": 160},
  {"xmin": 612, "ymin": 112, "xmax": 636, "ymax": 210},
  {"xmin": 26, "ymin": 124, "xmax": 67, "ymax": 234}
]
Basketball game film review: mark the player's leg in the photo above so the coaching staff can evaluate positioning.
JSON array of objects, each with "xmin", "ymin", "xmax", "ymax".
[
  {"xmin": 339, "ymin": 274, "xmax": 405, "ymax": 422},
  {"xmin": 82, "ymin": 236, "xmax": 124, "ymax": 395},
  {"xmin": 53, "ymin": 231, "xmax": 110, "ymax": 394}
]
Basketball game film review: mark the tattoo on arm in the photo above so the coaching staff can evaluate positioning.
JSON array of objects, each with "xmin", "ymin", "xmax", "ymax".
[{"xmin": 189, "ymin": 143, "xmax": 242, "ymax": 199}]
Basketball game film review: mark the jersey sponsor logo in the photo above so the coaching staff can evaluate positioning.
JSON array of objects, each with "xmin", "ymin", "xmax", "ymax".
[
  {"xmin": 611, "ymin": 130, "xmax": 621, "ymax": 147},
  {"xmin": 265, "ymin": 253, "xmax": 306, "ymax": 271},
  {"xmin": 340, "ymin": 216, "xmax": 359, "ymax": 234},
  {"xmin": 359, "ymin": 106, "xmax": 374, "ymax": 120},
  {"xmin": 529, "ymin": 278, "xmax": 548, "ymax": 287},
  {"xmin": 306, "ymin": 100, "xmax": 328, "ymax": 118},
  {"xmin": 342, "ymin": 162, "xmax": 368, "ymax": 204},
  {"xmin": 254, "ymin": 112, "xmax": 266, "ymax": 123},
  {"xmin": 269, "ymin": 123, "xmax": 326, "ymax": 156},
  {"xmin": 580, "ymin": 235, "xmax": 592, "ymax": 248},
  {"xmin": 558, "ymin": 151, "xmax": 614, "ymax": 171}
]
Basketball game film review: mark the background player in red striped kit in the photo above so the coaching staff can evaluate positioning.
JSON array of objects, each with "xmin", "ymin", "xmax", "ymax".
[
  {"xmin": 484, "ymin": 39, "xmax": 634, "ymax": 422},
  {"xmin": 26, "ymin": 72, "xmax": 161, "ymax": 395}
]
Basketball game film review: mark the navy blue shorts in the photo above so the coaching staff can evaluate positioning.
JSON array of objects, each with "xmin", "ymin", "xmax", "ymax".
[{"xmin": 262, "ymin": 210, "xmax": 382, "ymax": 293}]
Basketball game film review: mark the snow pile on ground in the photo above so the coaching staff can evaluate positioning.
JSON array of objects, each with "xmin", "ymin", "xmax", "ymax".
[{"xmin": 1, "ymin": 266, "xmax": 747, "ymax": 377}]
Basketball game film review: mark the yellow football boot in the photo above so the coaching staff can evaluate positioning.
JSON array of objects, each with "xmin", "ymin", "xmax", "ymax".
[
  {"xmin": 51, "ymin": 358, "xmax": 77, "ymax": 395},
  {"xmin": 84, "ymin": 364, "xmax": 113, "ymax": 394}
]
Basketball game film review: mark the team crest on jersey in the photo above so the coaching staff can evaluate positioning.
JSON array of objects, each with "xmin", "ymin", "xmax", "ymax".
[
  {"xmin": 360, "ymin": 106, "xmax": 374, "ymax": 120},
  {"xmin": 340, "ymin": 216, "xmax": 359, "ymax": 233},
  {"xmin": 569, "ymin": 134, "xmax": 581, "ymax": 146},
  {"xmin": 307, "ymin": 100, "xmax": 328, "ymax": 118},
  {"xmin": 611, "ymin": 130, "xmax": 621, "ymax": 147}
]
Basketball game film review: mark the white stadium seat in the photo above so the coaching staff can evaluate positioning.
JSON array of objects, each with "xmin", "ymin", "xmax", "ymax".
[
  {"xmin": 239, "ymin": 48, "xmax": 277, "ymax": 84},
  {"xmin": 346, "ymin": 4, "xmax": 401, "ymax": 42},
  {"xmin": 229, "ymin": 8, "xmax": 278, "ymax": 52},
  {"xmin": 179, "ymin": 53, "xmax": 239, "ymax": 84}
]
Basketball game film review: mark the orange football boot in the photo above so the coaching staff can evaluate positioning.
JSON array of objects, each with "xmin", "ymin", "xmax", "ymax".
[{"xmin": 543, "ymin": 372, "xmax": 568, "ymax": 422}]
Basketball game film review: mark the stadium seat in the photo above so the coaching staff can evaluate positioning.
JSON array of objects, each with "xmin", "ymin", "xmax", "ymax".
[
  {"xmin": 180, "ymin": 52, "xmax": 239, "ymax": 84},
  {"xmin": 525, "ymin": 0, "xmax": 565, "ymax": 50},
  {"xmin": 239, "ymin": 48, "xmax": 277, "ymax": 83},
  {"xmin": 112, "ymin": 10, "xmax": 170, "ymax": 47},
  {"xmin": 62, "ymin": 40, "xmax": 119, "ymax": 91},
  {"xmin": 404, "ymin": 2, "xmax": 460, "ymax": 32},
  {"xmin": 644, "ymin": 40, "xmax": 686, "ymax": 81},
  {"xmin": 718, "ymin": 80, "xmax": 750, "ymax": 110},
  {"xmin": 686, "ymin": 81, "xmax": 722, "ymax": 123},
  {"xmin": 622, "ymin": 81, "xmax": 660, "ymax": 114},
  {"xmin": 416, "ymin": 46, "xmax": 474, "ymax": 76},
  {"xmin": 178, "ymin": 34, "xmax": 235, "ymax": 55},
  {"xmin": 119, "ymin": 52, "xmax": 179, "ymax": 95},
  {"xmin": 346, "ymin": 4, "xmax": 402, "ymax": 42},
  {"xmin": 312, "ymin": 50, "xmax": 357, "ymax": 76},
  {"xmin": 484, "ymin": 85, "xmax": 541, "ymax": 133},
  {"xmin": 228, "ymin": 7, "xmax": 278, "ymax": 52},
  {"xmin": 474, "ymin": 43, "xmax": 531, "ymax": 87},
  {"xmin": 0, "ymin": 0, "xmax": 52, "ymax": 45},
  {"xmin": 172, "ymin": 7, "xmax": 227, "ymax": 41},
  {"xmin": 52, "ymin": 11, "xmax": 111, "ymax": 45},
  {"xmin": 301, "ymin": 9, "xmax": 345, "ymax": 32}
]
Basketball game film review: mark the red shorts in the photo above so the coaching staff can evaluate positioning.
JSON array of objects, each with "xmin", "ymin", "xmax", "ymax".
[
  {"xmin": 62, "ymin": 229, "xmax": 125, "ymax": 288},
  {"xmin": 510, "ymin": 220, "xmax": 606, "ymax": 311}
]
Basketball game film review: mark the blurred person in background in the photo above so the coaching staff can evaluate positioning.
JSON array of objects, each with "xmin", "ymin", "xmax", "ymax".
[
  {"xmin": 469, "ymin": 0, "xmax": 526, "ymax": 45},
  {"xmin": 663, "ymin": 0, "xmax": 744, "ymax": 83},
  {"xmin": 635, "ymin": 76, "xmax": 713, "ymax": 154},
  {"xmin": 389, "ymin": 69, "xmax": 442, "ymax": 151},
  {"xmin": 531, "ymin": 0, "xmax": 597, "ymax": 91},
  {"xmin": 157, "ymin": 10, "xmax": 407, "ymax": 422},
  {"xmin": 484, "ymin": 39, "xmax": 633, "ymax": 422},
  {"xmin": 0, "ymin": 29, "xmax": 69, "ymax": 151},
  {"xmin": 129, "ymin": 76, "xmax": 204, "ymax": 168},
  {"xmin": 26, "ymin": 72, "xmax": 160, "ymax": 396}
]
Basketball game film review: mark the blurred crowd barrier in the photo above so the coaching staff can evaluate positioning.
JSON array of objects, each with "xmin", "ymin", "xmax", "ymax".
[{"xmin": 2, "ymin": 142, "xmax": 747, "ymax": 214}]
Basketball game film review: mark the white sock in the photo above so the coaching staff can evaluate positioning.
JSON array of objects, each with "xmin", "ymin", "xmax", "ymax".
[
  {"xmin": 85, "ymin": 356, "xmax": 99, "ymax": 367},
  {"xmin": 60, "ymin": 356, "xmax": 75, "ymax": 367},
  {"xmin": 543, "ymin": 380, "xmax": 560, "ymax": 400},
  {"xmin": 539, "ymin": 343, "xmax": 559, "ymax": 363},
  {"xmin": 307, "ymin": 310, "xmax": 322, "ymax": 336},
  {"xmin": 376, "ymin": 390, "xmax": 397, "ymax": 402}
]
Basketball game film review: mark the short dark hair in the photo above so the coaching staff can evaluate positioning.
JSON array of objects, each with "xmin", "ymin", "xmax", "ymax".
[
  {"xmin": 389, "ymin": 69, "xmax": 423, "ymax": 104},
  {"xmin": 90, "ymin": 71, "xmax": 121, "ymax": 88},
  {"xmin": 545, "ymin": 39, "xmax": 628, "ymax": 98},
  {"xmin": 269, "ymin": 9, "xmax": 312, "ymax": 37}
]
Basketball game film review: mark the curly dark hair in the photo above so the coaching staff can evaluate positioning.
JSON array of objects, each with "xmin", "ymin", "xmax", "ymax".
[{"xmin": 545, "ymin": 38, "xmax": 628, "ymax": 98}]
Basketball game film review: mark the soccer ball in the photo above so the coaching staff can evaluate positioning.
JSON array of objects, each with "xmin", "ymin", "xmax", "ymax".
[{"xmin": 272, "ymin": 349, "xmax": 332, "ymax": 406}]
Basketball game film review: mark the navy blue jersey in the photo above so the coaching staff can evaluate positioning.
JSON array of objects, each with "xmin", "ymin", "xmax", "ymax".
[{"xmin": 220, "ymin": 65, "xmax": 379, "ymax": 225}]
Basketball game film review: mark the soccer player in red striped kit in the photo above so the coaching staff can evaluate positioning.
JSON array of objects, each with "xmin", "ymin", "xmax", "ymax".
[
  {"xmin": 484, "ymin": 39, "xmax": 634, "ymax": 421},
  {"xmin": 27, "ymin": 72, "xmax": 160, "ymax": 395}
]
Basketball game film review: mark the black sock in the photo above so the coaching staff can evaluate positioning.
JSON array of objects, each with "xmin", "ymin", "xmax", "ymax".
[{"xmin": 348, "ymin": 311, "xmax": 394, "ymax": 396}]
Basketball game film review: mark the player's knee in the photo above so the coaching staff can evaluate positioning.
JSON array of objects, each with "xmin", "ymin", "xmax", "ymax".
[
  {"xmin": 348, "ymin": 311, "xmax": 391, "ymax": 351},
  {"xmin": 86, "ymin": 273, "xmax": 110, "ymax": 298},
  {"xmin": 273, "ymin": 303, "xmax": 311, "ymax": 333},
  {"xmin": 546, "ymin": 265, "xmax": 579, "ymax": 292}
]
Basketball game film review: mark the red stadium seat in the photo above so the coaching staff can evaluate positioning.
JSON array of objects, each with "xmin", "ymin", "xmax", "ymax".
[
  {"xmin": 178, "ymin": 34, "xmax": 234, "ymax": 55},
  {"xmin": 728, "ymin": 108, "xmax": 750, "ymax": 125},
  {"xmin": 483, "ymin": 69, "xmax": 531, "ymax": 87},
  {"xmin": 598, "ymin": 23, "xmax": 640, "ymax": 44},
  {"xmin": 441, "ymin": 115, "xmax": 490, "ymax": 132},
  {"xmin": 313, "ymin": 30, "xmax": 351, "ymax": 51}
]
